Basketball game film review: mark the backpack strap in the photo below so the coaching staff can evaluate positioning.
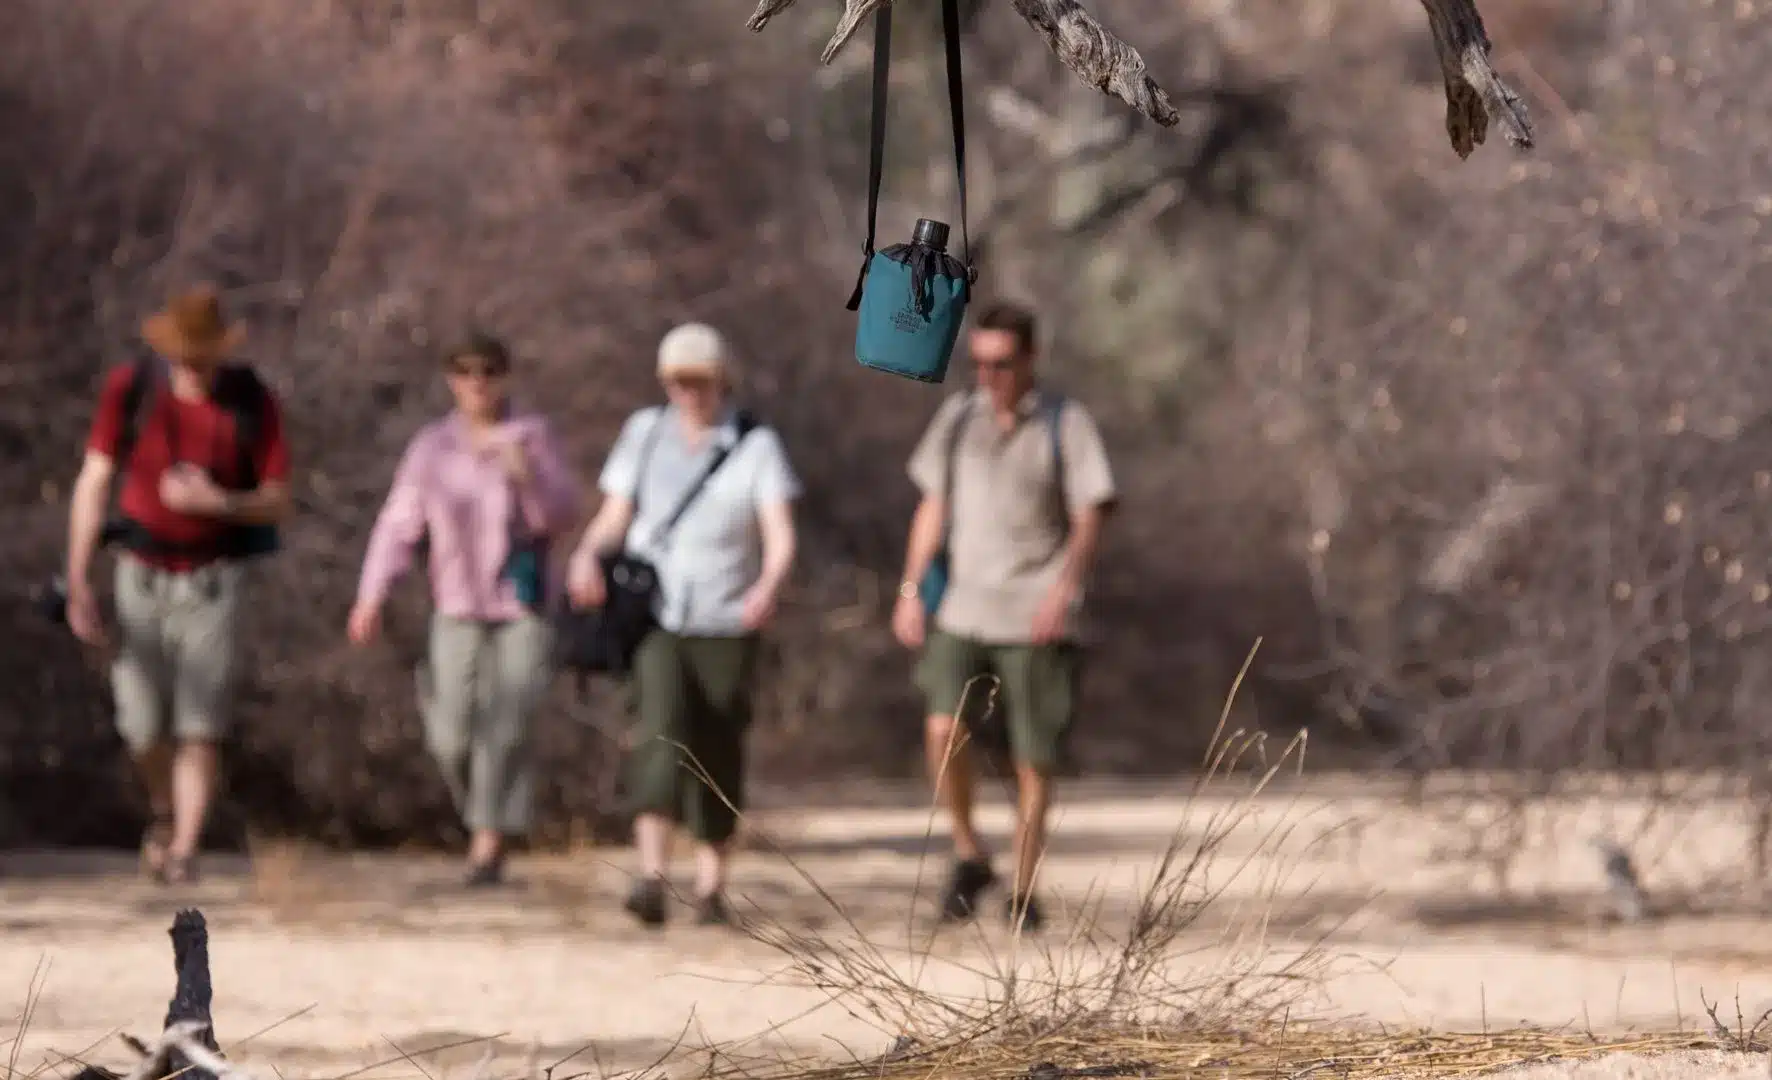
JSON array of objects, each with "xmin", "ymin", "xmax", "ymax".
[
  {"xmin": 211, "ymin": 363, "xmax": 270, "ymax": 490},
  {"xmin": 113, "ymin": 352, "xmax": 163, "ymax": 472},
  {"xmin": 938, "ymin": 393, "xmax": 974, "ymax": 545},
  {"xmin": 1045, "ymin": 391, "xmax": 1071, "ymax": 540}
]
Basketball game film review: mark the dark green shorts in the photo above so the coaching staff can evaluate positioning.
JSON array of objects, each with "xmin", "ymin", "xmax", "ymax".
[
  {"xmin": 915, "ymin": 629, "xmax": 1079, "ymax": 770},
  {"xmin": 626, "ymin": 631, "xmax": 760, "ymax": 844}
]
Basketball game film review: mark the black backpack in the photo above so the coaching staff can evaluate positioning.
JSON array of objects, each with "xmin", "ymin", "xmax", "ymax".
[{"xmin": 100, "ymin": 350, "xmax": 281, "ymax": 560}]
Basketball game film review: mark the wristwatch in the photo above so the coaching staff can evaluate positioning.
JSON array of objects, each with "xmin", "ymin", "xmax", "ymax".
[{"xmin": 898, "ymin": 580, "xmax": 919, "ymax": 601}]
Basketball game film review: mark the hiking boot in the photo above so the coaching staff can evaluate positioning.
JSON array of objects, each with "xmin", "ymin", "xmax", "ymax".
[
  {"xmin": 1005, "ymin": 892, "xmax": 1043, "ymax": 933},
  {"xmin": 694, "ymin": 892, "xmax": 732, "ymax": 927},
  {"xmin": 938, "ymin": 857, "xmax": 997, "ymax": 922},
  {"xmin": 624, "ymin": 875, "xmax": 668, "ymax": 927}
]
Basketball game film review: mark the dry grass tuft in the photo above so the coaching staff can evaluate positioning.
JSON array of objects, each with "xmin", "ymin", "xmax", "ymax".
[{"xmin": 731, "ymin": 1027, "xmax": 1767, "ymax": 1080}]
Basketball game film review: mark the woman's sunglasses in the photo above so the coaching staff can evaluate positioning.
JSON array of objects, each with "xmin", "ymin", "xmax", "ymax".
[{"xmin": 449, "ymin": 359, "xmax": 508, "ymax": 379}]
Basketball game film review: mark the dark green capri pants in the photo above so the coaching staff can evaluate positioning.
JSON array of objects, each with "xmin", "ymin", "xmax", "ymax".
[
  {"xmin": 915, "ymin": 629, "xmax": 1080, "ymax": 770},
  {"xmin": 626, "ymin": 630, "xmax": 761, "ymax": 844}
]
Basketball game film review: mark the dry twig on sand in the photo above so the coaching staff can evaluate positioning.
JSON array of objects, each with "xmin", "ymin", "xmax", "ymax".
[{"xmin": 743, "ymin": 0, "xmax": 1533, "ymax": 158}]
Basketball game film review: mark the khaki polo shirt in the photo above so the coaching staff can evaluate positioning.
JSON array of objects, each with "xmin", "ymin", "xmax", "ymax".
[{"xmin": 907, "ymin": 387, "xmax": 1117, "ymax": 644}]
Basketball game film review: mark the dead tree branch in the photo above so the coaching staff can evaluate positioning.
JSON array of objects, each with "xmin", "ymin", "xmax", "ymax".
[
  {"xmin": 748, "ymin": 0, "xmax": 1534, "ymax": 156},
  {"xmin": 1420, "ymin": 0, "xmax": 1536, "ymax": 156}
]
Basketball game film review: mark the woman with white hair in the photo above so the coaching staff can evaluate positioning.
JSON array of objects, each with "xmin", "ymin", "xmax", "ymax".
[{"xmin": 567, "ymin": 322, "xmax": 800, "ymax": 927}]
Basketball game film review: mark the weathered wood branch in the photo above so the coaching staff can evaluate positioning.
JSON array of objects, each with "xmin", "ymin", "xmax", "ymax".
[
  {"xmin": 746, "ymin": 0, "xmax": 1179, "ymax": 126},
  {"xmin": 747, "ymin": 0, "xmax": 1535, "ymax": 158},
  {"xmin": 70, "ymin": 910, "xmax": 249, "ymax": 1080},
  {"xmin": 1420, "ymin": 0, "xmax": 1535, "ymax": 157}
]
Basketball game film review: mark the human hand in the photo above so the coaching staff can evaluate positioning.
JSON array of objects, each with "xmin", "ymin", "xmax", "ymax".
[
  {"xmin": 159, "ymin": 464, "xmax": 228, "ymax": 516},
  {"xmin": 891, "ymin": 592, "xmax": 926, "ymax": 649},
  {"xmin": 567, "ymin": 551, "xmax": 606, "ymax": 610},
  {"xmin": 346, "ymin": 600, "xmax": 382, "ymax": 645},
  {"xmin": 67, "ymin": 579, "xmax": 106, "ymax": 647},
  {"xmin": 1030, "ymin": 579, "xmax": 1076, "ymax": 645},
  {"xmin": 740, "ymin": 582, "xmax": 779, "ymax": 630},
  {"xmin": 495, "ymin": 436, "xmax": 532, "ymax": 485}
]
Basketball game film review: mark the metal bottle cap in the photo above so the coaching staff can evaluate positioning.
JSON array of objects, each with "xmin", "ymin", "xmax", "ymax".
[{"xmin": 913, "ymin": 218, "xmax": 950, "ymax": 249}]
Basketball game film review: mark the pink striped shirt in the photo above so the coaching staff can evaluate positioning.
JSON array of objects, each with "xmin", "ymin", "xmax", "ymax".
[{"xmin": 356, "ymin": 410, "xmax": 582, "ymax": 621}]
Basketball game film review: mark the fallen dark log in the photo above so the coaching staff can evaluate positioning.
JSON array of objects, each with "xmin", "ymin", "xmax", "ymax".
[
  {"xmin": 71, "ymin": 910, "xmax": 240, "ymax": 1080},
  {"xmin": 745, "ymin": 0, "xmax": 1533, "ymax": 158}
]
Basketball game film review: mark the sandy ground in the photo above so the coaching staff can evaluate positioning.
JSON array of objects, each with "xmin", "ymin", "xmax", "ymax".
[{"xmin": 4, "ymin": 775, "xmax": 1772, "ymax": 1079}]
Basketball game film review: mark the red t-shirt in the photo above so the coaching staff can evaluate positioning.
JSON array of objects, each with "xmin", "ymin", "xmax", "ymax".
[{"xmin": 85, "ymin": 362, "xmax": 291, "ymax": 570}]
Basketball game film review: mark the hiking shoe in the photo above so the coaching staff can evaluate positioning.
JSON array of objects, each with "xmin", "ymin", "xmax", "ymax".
[
  {"xmin": 1005, "ymin": 893, "xmax": 1043, "ymax": 933},
  {"xmin": 938, "ymin": 857, "xmax": 997, "ymax": 922},
  {"xmin": 464, "ymin": 855, "xmax": 506, "ymax": 888},
  {"xmin": 624, "ymin": 875, "xmax": 668, "ymax": 927},
  {"xmin": 694, "ymin": 893, "xmax": 732, "ymax": 927}
]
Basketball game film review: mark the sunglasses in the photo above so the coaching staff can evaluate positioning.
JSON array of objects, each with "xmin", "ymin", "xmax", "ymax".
[
  {"xmin": 449, "ymin": 360, "xmax": 508, "ymax": 379},
  {"xmin": 663, "ymin": 373, "xmax": 717, "ymax": 390},
  {"xmin": 975, "ymin": 359, "xmax": 1021, "ymax": 373}
]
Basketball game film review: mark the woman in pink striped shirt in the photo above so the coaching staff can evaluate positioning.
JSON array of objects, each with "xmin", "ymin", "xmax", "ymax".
[{"xmin": 346, "ymin": 334, "xmax": 582, "ymax": 885}]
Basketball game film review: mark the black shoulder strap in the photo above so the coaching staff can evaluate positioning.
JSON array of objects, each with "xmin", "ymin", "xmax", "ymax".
[
  {"xmin": 845, "ymin": 0, "xmax": 970, "ymax": 311},
  {"xmin": 214, "ymin": 363, "xmax": 270, "ymax": 489},
  {"xmin": 113, "ymin": 352, "xmax": 163, "ymax": 471},
  {"xmin": 652, "ymin": 409, "xmax": 757, "ymax": 547},
  {"xmin": 1046, "ymin": 391, "xmax": 1070, "ymax": 539}
]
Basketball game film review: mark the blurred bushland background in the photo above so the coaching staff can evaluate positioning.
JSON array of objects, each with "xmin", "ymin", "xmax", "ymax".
[{"xmin": 4, "ymin": 0, "xmax": 1771, "ymax": 858}]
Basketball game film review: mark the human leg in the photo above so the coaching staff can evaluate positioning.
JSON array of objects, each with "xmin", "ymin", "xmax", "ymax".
[
  {"xmin": 915, "ymin": 630, "xmax": 1000, "ymax": 920},
  {"xmin": 162, "ymin": 561, "xmax": 247, "ymax": 880},
  {"xmin": 466, "ymin": 612, "xmax": 554, "ymax": 881},
  {"xmin": 991, "ymin": 642, "xmax": 1080, "ymax": 929},
  {"xmin": 624, "ymin": 630, "xmax": 692, "ymax": 925},
  {"xmin": 419, "ymin": 615, "xmax": 484, "ymax": 858},
  {"xmin": 678, "ymin": 634, "xmax": 760, "ymax": 919},
  {"xmin": 112, "ymin": 558, "xmax": 176, "ymax": 879}
]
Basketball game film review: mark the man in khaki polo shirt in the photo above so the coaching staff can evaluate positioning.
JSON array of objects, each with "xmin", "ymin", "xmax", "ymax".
[{"xmin": 891, "ymin": 300, "xmax": 1117, "ymax": 931}]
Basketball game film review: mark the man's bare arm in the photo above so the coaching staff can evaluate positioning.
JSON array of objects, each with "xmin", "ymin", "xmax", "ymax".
[
  {"xmin": 1055, "ymin": 503, "xmax": 1108, "ymax": 592},
  {"xmin": 218, "ymin": 479, "xmax": 291, "ymax": 525},
  {"xmin": 66, "ymin": 451, "xmax": 114, "ymax": 588},
  {"xmin": 898, "ymin": 494, "xmax": 947, "ymax": 589}
]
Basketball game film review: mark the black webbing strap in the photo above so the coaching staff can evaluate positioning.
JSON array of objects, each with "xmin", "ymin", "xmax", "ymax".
[
  {"xmin": 940, "ymin": 0, "xmax": 972, "ymax": 280},
  {"xmin": 844, "ymin": 0, "xmax": 971, "ymax": 312}
]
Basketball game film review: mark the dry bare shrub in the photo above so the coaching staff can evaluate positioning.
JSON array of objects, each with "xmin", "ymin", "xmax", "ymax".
[{"xmin": 0, "ymin": 0, "xmax": 884, "ymax": 847}]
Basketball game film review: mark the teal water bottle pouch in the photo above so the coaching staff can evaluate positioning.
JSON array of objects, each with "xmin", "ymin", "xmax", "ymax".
[
  {"xmin": 844, "ymin": 0, "xmax": 974, "ymax": 384},
  {"xmin": 854, "ymin": 220, "xmax": 971, "ymax": 383}
]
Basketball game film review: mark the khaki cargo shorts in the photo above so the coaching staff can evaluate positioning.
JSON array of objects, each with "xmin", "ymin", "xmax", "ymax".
[{"xmin": 111, "ymin": 555, "xmax": 246, "ymax": 753}]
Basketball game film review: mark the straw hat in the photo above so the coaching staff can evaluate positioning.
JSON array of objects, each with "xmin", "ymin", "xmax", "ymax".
[{"xmin": 141, "ymin": 285, "xmax": 245, "ymax": 361}]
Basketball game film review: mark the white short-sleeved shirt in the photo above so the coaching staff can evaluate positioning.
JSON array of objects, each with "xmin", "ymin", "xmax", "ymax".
[{"xmin": 599, "ymin": 404, "xmax": 802, "ymax": 636}]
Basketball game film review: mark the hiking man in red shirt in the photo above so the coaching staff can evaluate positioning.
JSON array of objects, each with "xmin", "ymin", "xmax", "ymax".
[{"xmin": 64, "ymin": 285, "xmax": 292, "ymax": 884}]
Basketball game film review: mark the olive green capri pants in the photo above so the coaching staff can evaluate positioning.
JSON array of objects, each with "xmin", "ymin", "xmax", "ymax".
[
  {"xmin": 915, "ymin": 630, "xmax": 1080, "ymax": 770},
  {"xmin": 625, "ymin": 631, "xmax": 761, "ymax": 845}
]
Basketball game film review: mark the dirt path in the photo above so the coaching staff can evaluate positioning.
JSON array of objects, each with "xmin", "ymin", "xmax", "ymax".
[{"xmin": 4, "ymin": 778, "xmax": 1771, "ymax": 1078}]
